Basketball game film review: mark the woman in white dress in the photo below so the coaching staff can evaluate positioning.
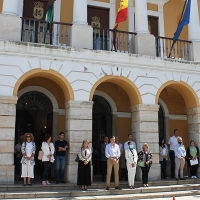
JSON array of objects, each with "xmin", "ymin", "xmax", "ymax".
[
  {"xmin": 41, "ymin": 134, "xmax": 55, "ymax": 185},
  {"xmin": 21, "ymin": 133, "xmax": 36, "ymax": 186},
  {"xmin": 125, "ymin": 141, "xmax": 138, "ymax": 189}
]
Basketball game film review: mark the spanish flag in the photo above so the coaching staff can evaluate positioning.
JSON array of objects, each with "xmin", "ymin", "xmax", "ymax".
[{"xmin": 114, "ymin": 0, "xmax": 128, "ymax": 29}]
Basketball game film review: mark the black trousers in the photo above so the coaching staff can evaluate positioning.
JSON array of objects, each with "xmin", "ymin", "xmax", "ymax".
[
  {"xmin": 190, "ymin": 164, "xmax": 198, "ymax": 176},
  {"xmin": 101, "ymin": 161, "xmax": 107, "ymax": 182},
  {"xmin": 42, "ymin": 161, "xmax": 51, "ymax": 181},
  {"xmin": 141, "ymin": 166, "xmax": 150, "ymax": 184},
  {"xmin": 169, "ymin": 150, "xmax": 175, "ymax": 178}
]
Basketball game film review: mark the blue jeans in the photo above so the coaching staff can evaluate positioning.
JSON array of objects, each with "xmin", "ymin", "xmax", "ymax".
[{"xmin": 56, "ymin": 156, "xmax": 66, "ymax": 180}]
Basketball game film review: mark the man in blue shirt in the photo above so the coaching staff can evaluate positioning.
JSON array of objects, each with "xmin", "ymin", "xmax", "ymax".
[
  {"xmin": 105, "ymin": 136, "xmax": 121, "ymax": 190},
  {"xmin": 174, "ymin": 137, "xmax": 186, "ymax": 180}
]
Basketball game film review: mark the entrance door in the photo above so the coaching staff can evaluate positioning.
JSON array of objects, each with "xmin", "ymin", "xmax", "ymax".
[
  {"xmin": 92, "ymin": 95, "xmax": 112, "ymax": 176},
  {"xmin": 15, "ymin": 91, "xmax": 53, "ymax": 180}
]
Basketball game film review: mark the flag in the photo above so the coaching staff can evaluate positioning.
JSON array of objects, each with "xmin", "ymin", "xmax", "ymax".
[
  {"xmin": 114, "ymin": 0, "xmax": 128, "ymax": 29},
  {"xmin": 173, "ymin": 0, "xmax": 191, "ymax": 41},
  {"xmin": 46, "ymin": 2, "xmax": 54, "ymax": 23}
]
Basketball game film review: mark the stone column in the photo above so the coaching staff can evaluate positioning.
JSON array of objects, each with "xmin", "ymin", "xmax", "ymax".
[
  {"xmin": 131, "ymin": 104, "xmax": 160, "ymax": 181},
  {"xmin": 186, "ymin": 107, "xmax": 200, "ymax": 177},
  {"xmin": 188, "ymin": 0, "xmax": 200, "ymax": 61},
  {"xmin": 0, "ymin": 0, "xmax": 21, "ymax": 41},
  {"xmin": 65, "ymin": 100, "xmax": 93, "ymax": 183},
  {"xmin": 134, "ymin": 0, "xmax": 156, "ymax": 56},
  {"xmin": 0, "ymin": 96, "xmax": 18, "ymax": 184},
  {"xmin": 70, "ymin": 0, "xmax": 93, "ymax": 49}
]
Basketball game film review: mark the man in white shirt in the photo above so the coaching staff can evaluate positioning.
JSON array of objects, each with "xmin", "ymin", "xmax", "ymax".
[
  {"xmin": 105, "ymin": 136, "xmax": 121, "ymax": 190},
  {"xmin": 174, "ymin": 137, "xmax": 186, "ymax": 180},
  {"xmin": 167, "ymin": 129, "xmax": 180, "ymax": 179}
]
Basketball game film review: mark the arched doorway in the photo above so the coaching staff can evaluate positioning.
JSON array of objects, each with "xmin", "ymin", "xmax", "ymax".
[
  {"xmin": 15, "ymin": 91, "xmax": 53, "ymax": 179},
  {"xmin": 92, "ymin": 95, "xmax": 112, "ymax": 176}
]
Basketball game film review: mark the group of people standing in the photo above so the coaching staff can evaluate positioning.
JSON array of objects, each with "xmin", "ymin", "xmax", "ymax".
[
  {"xmin": 164, "ymin": 129, "xmax": 199, "ymax": 180},
  {"xmin": 15, "ymin": 132, "xmax": 69, "ymax": 186},
  {"xmin": 15, "ymin": 128, "xmax": 199, "ymax": 189}
]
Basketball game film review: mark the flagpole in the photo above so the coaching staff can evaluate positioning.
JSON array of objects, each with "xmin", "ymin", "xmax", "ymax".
[{"xmin": 168, "ymin": 0, "xmax": 188, "ymax": 58}]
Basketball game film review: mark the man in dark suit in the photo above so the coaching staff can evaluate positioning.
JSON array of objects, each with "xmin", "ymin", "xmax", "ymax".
[{"xmin": 101, "ymin": 136, "xmax": 109, "ymax": 182}]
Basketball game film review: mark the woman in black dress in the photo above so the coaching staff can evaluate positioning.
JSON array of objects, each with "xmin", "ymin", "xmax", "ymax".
[{"xmin": 77, "ymin": 139, "xmax": 92, "ymax": 190}]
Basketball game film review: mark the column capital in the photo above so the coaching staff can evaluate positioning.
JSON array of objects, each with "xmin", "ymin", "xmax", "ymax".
[
  {"xmin": 65, "ymin": 100, "xmax": 93, "ymax": 109},
  {"xmin": 147, "ymin": 0, "xmax": 169, "ymax": 5},
  {"xmin": 130, "ymin": 104, "xmax": 160, "ymax": 112},
  {"xmin": 0, "ymin": 96, "xmax": 18, "ymax": 104},
  {"xmin": 1, "ymin": 0, "xmax": 19, "ymax": 16},
  {"xmin": 186, "ymin": 107, "xmax": 200, "ymax": 115}
]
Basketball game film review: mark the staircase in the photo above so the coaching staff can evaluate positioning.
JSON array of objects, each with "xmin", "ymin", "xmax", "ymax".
[{"xmin": 1, "ymin": 179, "xmax": 200, "ymax": 199}]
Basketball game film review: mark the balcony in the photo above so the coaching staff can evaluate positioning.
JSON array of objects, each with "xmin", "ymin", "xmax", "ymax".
[{"xmin": 21, "ymin": 18, "xmax": 192, "ymax": 61}]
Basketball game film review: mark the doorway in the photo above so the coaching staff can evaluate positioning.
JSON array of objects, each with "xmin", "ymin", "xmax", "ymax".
[
  {"xmin": 15, "ymin": 91, "xmax": 53, "ymax": 180},
  {"xmin": 92, "ymin": 95, "xmax": 112, "ymax": 176}
]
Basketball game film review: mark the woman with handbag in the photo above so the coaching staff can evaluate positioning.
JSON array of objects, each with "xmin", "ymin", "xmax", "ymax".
[
  {"xmin": 138, "ymin": 143, "xmax": 153, "ymax": 187},
  {"xmin": 77, "ymin": 139, "xmax": 92, "ymax": 190},
  {"xmin": 21, "ymin": 133, "xmax": 36, "ymax": 186},
  {"xmin": 125, "ymin": 141, "xmax": 138, "ymax": 189},
  {"xmin": 41, "ymin": 134, "xmax": 55, "ymax": 185},
  {"xmin": 187, "ymin": 140, "xmax": 199, "ymax": 178}
]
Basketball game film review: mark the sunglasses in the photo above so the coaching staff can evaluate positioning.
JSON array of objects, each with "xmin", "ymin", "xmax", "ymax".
[{"xmin": 26, "ymin": 136, "xmax": 31, "ymax": 138}]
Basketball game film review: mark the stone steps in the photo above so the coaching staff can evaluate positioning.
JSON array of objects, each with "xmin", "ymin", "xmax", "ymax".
[{"xmin": 0, "ymin": 180, "xmax": 200, "ymax": 199}]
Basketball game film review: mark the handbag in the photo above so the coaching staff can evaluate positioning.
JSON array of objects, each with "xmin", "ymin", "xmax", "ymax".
[
  {"xmin": 75, "ymin": 154, "xmax": 79, "ymax": 162},
  {"xmin": 138, "ymin": 160, "xmax": 145, "ymax": 167},
  {"xmin": 38, "ymin": 150, "xmax": 44, "ymax": 160}
]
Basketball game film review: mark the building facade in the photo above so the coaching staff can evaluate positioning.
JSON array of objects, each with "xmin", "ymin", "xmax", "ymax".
[{"xmin": 1, "ymin": 0, "xmax": 200, "ymax": 184}]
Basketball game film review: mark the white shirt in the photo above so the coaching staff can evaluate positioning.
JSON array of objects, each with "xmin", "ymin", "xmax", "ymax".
[
  {"xmin": 105, "ymin": 143, "xmax": 120, "ymax": 158},
  {"xmin": 174, "ymin": 143, "xmax": 186, "ymax": 159},
  {"xmin": 168, "ymin": 136, "xmax": 180, "ymax": 151},
  {"xmin": 26, "ymin": 142, "xmax": 32, "ymax": 157}
]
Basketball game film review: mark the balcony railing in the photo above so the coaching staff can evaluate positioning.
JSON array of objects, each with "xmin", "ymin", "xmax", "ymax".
[
  {"xmin": 21, "ymin": 17, "xmax": 72, "ymax": 46},
  {"xmin": 93, "ymin": 27, "xmax": 137, "ymax": 53},
  {"xmin": 156, "ymin": 36, "xmax": 192, "ymax": 60}
]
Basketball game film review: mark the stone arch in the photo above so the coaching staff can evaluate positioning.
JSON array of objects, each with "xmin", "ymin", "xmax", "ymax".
[
  {"xmin": 156, "ymin": 81, "xmax": 199, "ymax": 109},
  {"xmin": 94, "ymin": 90, "xmax": 117, "ymax": 112},
  {"xmin": 90, "ymin": 76, "xmax": 142, "ymax": 106},
  {"xmin": 13, "ymin": 69, "xmax": 74, "ymax": 102},
  {"xmin": 18, "ymin": 86, "xmax": 59, "ymax": 110},
  {"xmin": 158, "ymin": 98, "xmax": 169, "ymax": 116}
]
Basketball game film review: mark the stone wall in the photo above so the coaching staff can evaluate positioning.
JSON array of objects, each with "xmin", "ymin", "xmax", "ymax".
[{"xmin": 0, "ymin": 96, "xmax": 17, "ymax": 184}]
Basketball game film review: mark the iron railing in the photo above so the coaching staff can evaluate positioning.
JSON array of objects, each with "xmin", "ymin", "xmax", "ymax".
[
  {"xmin": 93, "ymin": 27, "xmax": 137, "ymax": 53},
  {"xmin": 21, "ymin": 17, "xmax": 72, "ymax": 46},
  {"xmin": 156, "ymin": 36, "xmax": 192, "ymax": 60}
]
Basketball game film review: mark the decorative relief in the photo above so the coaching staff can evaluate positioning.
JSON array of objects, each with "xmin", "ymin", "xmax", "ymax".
[
  {"xmin": 33, "ymin": 2, "xmax": 44, "ymax": 20},
  {"xmin": 91, "ymin": 16, "xmax": 100, "ymax": 34}
]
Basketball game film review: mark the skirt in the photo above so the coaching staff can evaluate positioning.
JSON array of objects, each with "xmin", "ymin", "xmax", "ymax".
[{"xmin": 77, "ymin": 161, "xmax": 91, "ymax": 186}]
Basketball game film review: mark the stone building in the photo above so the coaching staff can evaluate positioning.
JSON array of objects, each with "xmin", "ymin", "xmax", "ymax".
[{"xmin": 0, "ymin": 0, "xmax": 200, "ymax": 184}]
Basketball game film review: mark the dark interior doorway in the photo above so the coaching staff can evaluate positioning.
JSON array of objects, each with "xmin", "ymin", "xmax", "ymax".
[
  {"xmin": 158, "ymin": 103, "xmax": 165, "ymax": 140},
  {"xmin": 92, "ymin": 95, "xmax": 112, "ymax": 176},
  {"xmin": 15, "ymin": 91, "xmax": 53, "ymax": 180}
]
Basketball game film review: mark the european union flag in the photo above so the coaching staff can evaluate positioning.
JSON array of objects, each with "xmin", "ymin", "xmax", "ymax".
[{"xmin": 173, "ymin": 0, "xmax": 191, "ymax": 41}]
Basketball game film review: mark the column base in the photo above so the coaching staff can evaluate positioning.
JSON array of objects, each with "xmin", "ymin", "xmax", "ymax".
[
  {"xmin": 70, "ymin": 24, "xmax": 93, "ymax": 49},
  {"xmin": 189, "ymin": 42, "xmax": 200, "ymax": 62},
  {"xmin": 135, "ymin": 33, "xmax": 156, "ymax": 56},
  {"xmin": 0, "ymin": 14, "xmax": 21, "ymax": 41},
  {"xmin": 0, "ymin": 165, "xmax": 14, "ymax": 184},
  {"xmin": 66, "ymin": 164, "xmax": 78, "ymax": 183}
]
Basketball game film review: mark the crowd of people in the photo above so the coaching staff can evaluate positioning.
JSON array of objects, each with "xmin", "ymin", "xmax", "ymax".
[{"xmin": 14, "ymin": 129, "xmax": 199, "ymax": 190}]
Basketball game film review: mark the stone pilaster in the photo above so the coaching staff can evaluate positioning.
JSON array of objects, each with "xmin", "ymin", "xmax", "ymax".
[
  {"xmin": 70, "ymin": 0, "xmax": 93, "ymax": 49},
  {"xmin": 131, "ymin": 104, "xmax": 160, "ymax": 181},
  {"xmin": 65, "ymin": 100, "xmax": 93, "ymax": 183},
  {"xmin": 0, "ymin": 96, "xmax": 18, "ymax": 184},
  {"xmin": 186, "ymin": 107, "xmax": 200, "ymax": 177}
]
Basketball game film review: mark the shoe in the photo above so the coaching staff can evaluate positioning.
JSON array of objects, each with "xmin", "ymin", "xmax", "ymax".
[
  {"xmin": 194, "ymin": 176, "xmax": 197, "ymax": 178},
  {"xmin": 23, "ymin": 184, "xmax": 26, "ymax": 186},
  {"xmin": 180, "ymin": 178, "xmax": 186, "ymax": 180},
  {"xmin": 106, "ymin": 186, "xmax": 109, "ymax": 190},
  {"xmin": 115, "ymin": 186, "xmax": 120, "ymax": 190},
  {"xmin": 56, "ymin": 180, "xmax": 59, "ymax": 184},
  {"xmin": 46, "ymin": 181, "xmax": 50, "ymax": 185},
  {"xmin": 191, "ymin": 176, "xmax": 194, "ymax": 179},
  {"xmin": 143, "ymin": 184, "xmax": 146, "ymax": 187},
  {"xmin": 129, "ymin": 186, "xmax": 133, "ymax": 189},
  {"xmin": 146, "ymin": 184, "xmax": 149, "ymax": 187},
  {"xmin": 132, "ymin": 186, "xmax": 135, "ymax": 189},
  {"xmin": 42, "ymin": 181, "xmax": 46, "ymax": 185},
  {"xmin": 175, "ymin": 178, "xmax": 179, "ymax": 180},
  {"xmin": 27, "ymin": 183, "xmax": 32, "ymax": 186},
  {"xmin": 61, "ymin": 180, "xmax": 66, "ymax": 184}
]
